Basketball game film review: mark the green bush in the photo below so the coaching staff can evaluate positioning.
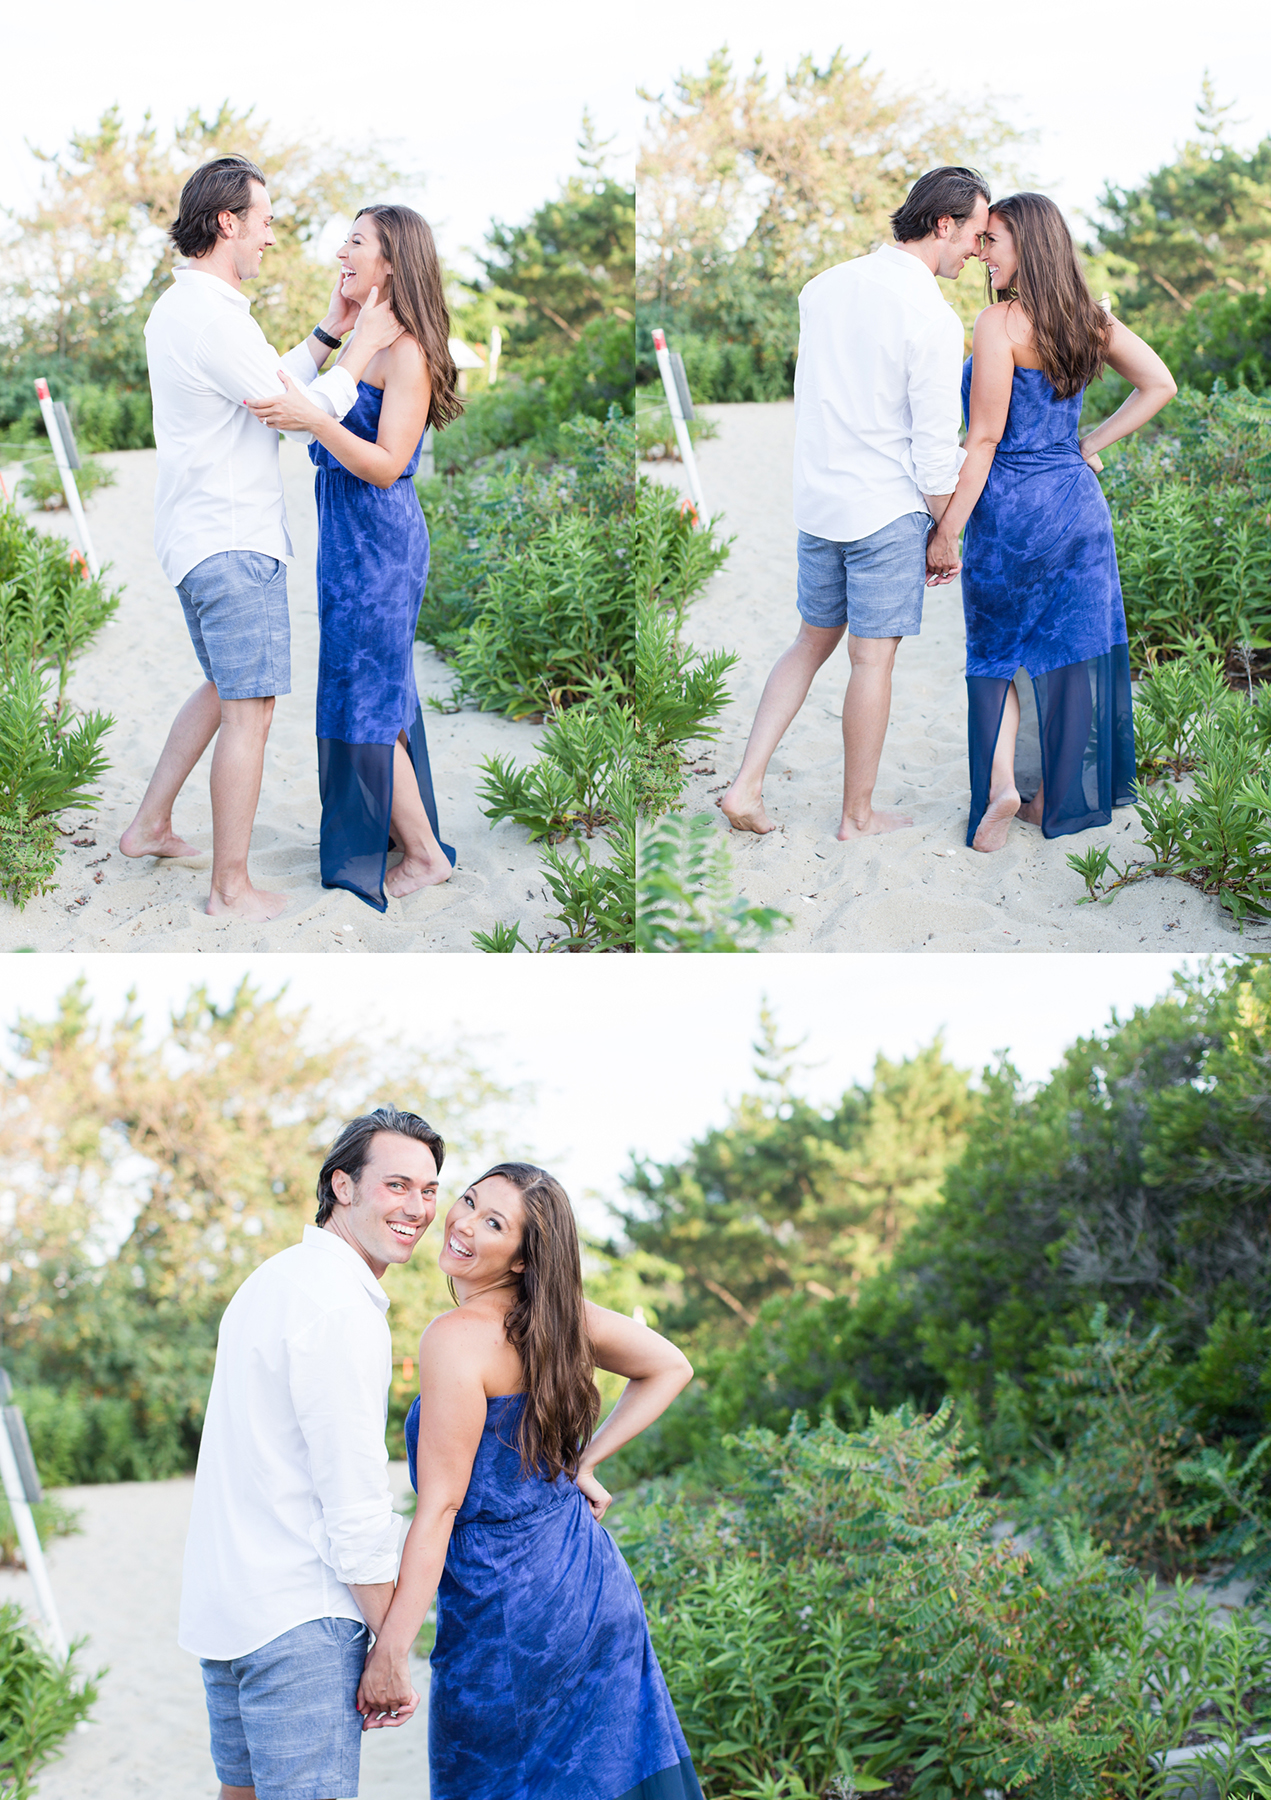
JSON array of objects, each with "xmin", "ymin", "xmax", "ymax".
[
  {"xmin": 1101, "ymin": 384, "xmax": 1271, "ymax": 657},
  {"xmin": 15, "ymin": 456, "xmax": 116, "ymax": 511},
  {"xmin": 15, "ymin": 1383, "xmax": 199, "ymax": 1485},
  {"xmin": 0, "ymin": 670, "xmax": 113, "ymax": 907},
  {"xmin": 620, "ymin": 1403, "xmax": 1271, "ymax": 1800},
  {"xmin": 0, "ymin": 1491, "xmax": 80, "ymax": 1568},
  {"xmin": 0, "ymin": 502, "xmax": 120, "ymax": 702},
  {"xmin": 0, "ymin": 1603, "xmax": 98, "ymax": 1799},
  {"xmin": 636, "ymin": 812, "xmax": 789, "ymax": 952}
]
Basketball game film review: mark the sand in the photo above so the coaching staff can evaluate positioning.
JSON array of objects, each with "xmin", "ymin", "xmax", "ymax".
[
  {"xmin": 2, "ymin": 1469, "xmax": 429, "ymax": 1800},
  {"xmin": 0, "ymin": 448, "xmax": 557, "ymax": 954},
  {"xmin": 651, "ymin": 401, "xmax": 1271, "ymax": 954}
]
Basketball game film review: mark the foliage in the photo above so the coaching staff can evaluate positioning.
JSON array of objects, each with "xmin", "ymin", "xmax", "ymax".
[
  {"xmin": 1151, "ymin": 288, "xmax": 1271, "ymax": 398},
  {"xmin": 0, "ymin": 669, "xmax": 112, "ymax": 907},
  {"xmin": 1099, "ymin": 385, "xmax": 1271, "ymax": 659},
  {"xmin": 635, "ymin": 811, "xmax": 789, "ymax": 952},
  {"xmin": 0, "ymin": 801, "xmax": 59, "ymax": 911},
  {"xmin": 0, "ymin": 501, "xmax": 120, "ymax": 701},
  {"xmin": 617, "ymin": 1018, "xmax": 977, "ymax": 1350},
  {"xmin": 635, "ymin": 395, "xmax": 718, "ymax": 463},
  {"xmin": 0, "ymin": 1603, "xmax": 98, "ymax": 1799},
  {"xmin": 15, "ymin": 456, "xmax": 116, "ymax": 510},
  {"xmin": 1092, "ymin": 79, "xmax": 1271, "ymax": 331},
  {"xmin": 478, "ymin": 114, "xmax": 634, "ymax": 357},
  {"xmin": 1175, "ymin": 1434, "xmax": 1271, "ymax": 1602},
  {"xmin": 0, "ymin": 978, "xmax": 519, "ymax": 1481},
  {"xmin": 637, "ymin": 47, "xmax": 1024, "ymax": 398},
  {"xmin": 619, "ymin": 1404, "xmax": 1271, "ymax": 1800}
]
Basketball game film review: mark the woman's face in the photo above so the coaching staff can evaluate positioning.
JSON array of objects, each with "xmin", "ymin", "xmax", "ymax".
[
  {"xmin": 438, "ymin": 1176, "xmax": 526, "ymax": 1288},
  {"xmin": 337, "ymin": 215, "xmax": 392, "ymax": 307},
  {"xmin": 980, "ymin": 213, "xmax": 1018, "ymax": 292}
]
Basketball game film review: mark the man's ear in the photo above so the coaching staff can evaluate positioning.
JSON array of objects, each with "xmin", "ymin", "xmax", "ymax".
[{"xmin": 331, "ymin": 1168, "xmax": 356, "ymax": 1209}]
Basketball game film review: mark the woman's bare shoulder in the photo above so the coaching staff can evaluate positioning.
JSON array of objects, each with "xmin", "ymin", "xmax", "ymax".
[
  {"xmin": 385, "ymin": 332, "xmax": 429, "ymax": 376},
  {"xmin": 420, "ymin": 1304, "xmax": 500, "ymax": 1361}
]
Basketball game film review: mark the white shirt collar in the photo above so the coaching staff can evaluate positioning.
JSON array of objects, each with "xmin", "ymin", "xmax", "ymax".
[
  {"xmin": 302, "ymin": 1223, "xmax": 390, "ymax": 1313},
  {"xmin": 172, "ymin": 267, "xmax": 251, "ymax": 311}
]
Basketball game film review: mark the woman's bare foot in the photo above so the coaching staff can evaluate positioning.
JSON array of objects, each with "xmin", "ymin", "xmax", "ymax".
[
  {"xmin": 718, "ymin": 784, "xmax": 777, "ymax": 834},
  {"xmin": 836, "ymin": 806, "xmax": 914, "ymax": 841},
  {"xmin": 972, "ymin": 789, "xmax": 1020, "ymax": 853},
  {"xmin": 1017, "ymin": 793, "xmax": 1045, "ymax": 826},
  {"xmin": 205, "ymin": 884, "xmax": 290, "ymax": 921},
  {"xmin": 120, "ymin": 820, "xmax": 203, "ymax": 859},
  {"xmin": 384, "ymin": 851, "xmax": 454, "ymax": 899}
]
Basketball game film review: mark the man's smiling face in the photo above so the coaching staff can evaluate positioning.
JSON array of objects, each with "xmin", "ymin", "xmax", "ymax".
[{"xmin": 326, "ymin": 1130, "xmax": 439, "ymax": 1277}]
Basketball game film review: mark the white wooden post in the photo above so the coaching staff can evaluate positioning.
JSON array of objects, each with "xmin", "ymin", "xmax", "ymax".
[
  {"xmin": 651, "ymin": 329, "xmax": 706, "ymax": 520},
  {"xmin": 0, "ymin": 1397, "xmax": 68, "ymax": 1663},
  {"xmin": 33, "ymin": 379, "xmax": 100, "ymax": 578},
  {"xmin": 488, "ymin": 326, "xmax": 502, "ymax": 387}
]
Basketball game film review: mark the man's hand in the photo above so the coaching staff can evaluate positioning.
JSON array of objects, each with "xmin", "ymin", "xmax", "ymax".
[
  {"xmin": 244, "ymin": 369, "xmax": 324, "ymax": 433},
  {"xmin": 357, "ymin": 1638, "xmax": 416, "ymax": 1727},
  {"xmin": 574, "ymin": 1465, "xmax": 613, "ymax": 1522},
  {"xmin": 925, "ymin": 525, "xmax": 962, "ymax": 587}
]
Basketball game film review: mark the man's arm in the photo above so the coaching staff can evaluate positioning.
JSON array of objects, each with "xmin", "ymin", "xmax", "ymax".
[
  {"xmin": 196, "ymin": 311, "xmax": 358, "ymax": 425},
  {"xmin": 908, "ymin": 311, "xmax": 967, "ymax": 515}
]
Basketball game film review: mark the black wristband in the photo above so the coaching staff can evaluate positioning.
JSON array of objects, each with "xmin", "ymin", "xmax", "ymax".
[{"xmin": 312, "ymin": 324, "xmax": 342, "ymax": 350}]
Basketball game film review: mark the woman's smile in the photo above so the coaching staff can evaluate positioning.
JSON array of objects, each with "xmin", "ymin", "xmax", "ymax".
[{"xmin": 447, "ymin": 1232, "xmax": 475, "ymax": 1261}]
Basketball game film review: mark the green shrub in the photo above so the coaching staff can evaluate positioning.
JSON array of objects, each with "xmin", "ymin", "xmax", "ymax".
[
  {"xmin": 636, "ymin": 812, "xmax": 789, "ymax": 952},
  {"xmin": 15, "ymin": 456, "xmax": 116, "ymax": 511},
  {"xmin": 0, "ymin": 667, "xmax": 112, "ymax": 907},
  {"xmin": 0, "ymin": 503, "xmax": 120, "ymax": 703},
  {"xmin": 14, "ymin": 1383, "xmax": 197, "ymax": 1485},
  {"xmin": 0, "ymin": 1603, "xmax": 98, "ymax": 1799},
  {"xmin": 0, "ymin": 1491, "xmax": 81, "ymax": 1568}
]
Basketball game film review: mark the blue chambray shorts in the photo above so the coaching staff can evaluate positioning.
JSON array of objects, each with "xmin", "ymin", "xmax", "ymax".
[
  {"xmin": 796, "ymin": 510, "xmax": 931, "ymax": 636},
  {"xmin": 176, "ymin": 549, "xmax": 291, "ymax": 700},
  {"xmin": 201, "ymin": 1616, "xmax": 368, "ymax": 1800}
]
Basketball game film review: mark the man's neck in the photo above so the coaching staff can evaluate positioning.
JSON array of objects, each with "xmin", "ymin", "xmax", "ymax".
[
  {"xmin": 184, "ymin": 248, "xmax": 244, "ymax": 292},
  {"xmin": 893, "ymin": 238, "xmax": 942, "ymax": 278},
  {"xmin": 321, "ymin": 1214, "xmax": 387, "ymax": 1281}
]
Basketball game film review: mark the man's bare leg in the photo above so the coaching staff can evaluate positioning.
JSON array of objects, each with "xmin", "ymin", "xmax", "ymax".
[
  {"xmin": 120, "ymin": 680, "xmax": 221, "ymax": 859},
  {"xmin": 205, "ymin": 696, "xmax": 288, "ymax": 920},
  {"xmin": 221, "ymin": 1786, "xmax": 256, "ymax": 1799},
  {"xmin": 384, "ymin": 736, "xmax": 453, "ymax": 899},
  {"xmin": 973, "ymin": 683, "xmax": 1023, "ymax": 852},
  {"xmin": 719, "ymin": 622, "xmax": 845, "ymax": 833},
  {"xmin": 837, "ymin": 634, "xmax": 913, "ymax": 840}
]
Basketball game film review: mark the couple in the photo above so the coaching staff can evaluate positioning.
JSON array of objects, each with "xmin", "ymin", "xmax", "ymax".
[
  {"xmin": 121, "ymin": 155, "xmax": 460, "ymax": 917},
  {"xmin": 720, "ymin": 164, "xmax": 1177, "ymax": 854},
  {"xmin": 178, "ymin": 1106, "xmax": 702, "ymax": 1800}
]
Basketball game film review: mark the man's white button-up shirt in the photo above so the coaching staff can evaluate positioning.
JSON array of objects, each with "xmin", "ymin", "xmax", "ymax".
[
  {"xmin": 145, "ymin": 269, "xmax": 360, "ymax": 587},
  {"xmin": 792, "ymin": 244, "xmax": 967, "ymax": 545},
  {"xmin": 178, "ymin": 1224, "xmax": 401, "ymax": 1661}
]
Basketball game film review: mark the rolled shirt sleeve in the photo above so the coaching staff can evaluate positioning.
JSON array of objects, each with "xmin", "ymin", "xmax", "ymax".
[
  {"xmin": 289, "ymin": 1303, "xmax": 400, "ymax": 1587},
  {"xmin": 908, "ymin": 310, "xmax": 967, "ymax": 496}
]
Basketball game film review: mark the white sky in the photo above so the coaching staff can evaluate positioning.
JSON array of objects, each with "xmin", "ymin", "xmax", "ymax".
[
  {"xmin": 635, "ymin": 0, "xmax": 1271, "ymax": 229},
  {"xmin": 2, "ymin": 0, "xmax": 638, "ymax": 279},
  {"xmin": 1, "ymin": 954, "xmax": 1218, "ymax": 1236}
]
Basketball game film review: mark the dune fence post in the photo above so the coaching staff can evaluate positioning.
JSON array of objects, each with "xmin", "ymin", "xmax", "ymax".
[
  {"xmin": 0, "ymin": 1369, "xmax": 69, "ymax": 1664},
  {"xmin": 33, "ymin": 379, "xmax": 100, "ymax": 578},
  {"xmin": 651, "ymin": 328, "xmax": 707, "ymax": 521}
]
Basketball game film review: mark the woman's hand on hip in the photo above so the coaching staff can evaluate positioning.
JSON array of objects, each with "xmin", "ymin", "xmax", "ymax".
[
  {"xmin": 575, "ymin": 1465, "xmax": 613, "ymax": 1522},
  {"xmin": 243, "ymin": 369, "xmax": 324, "ymax": 432},
  {"xmin": 1079, "ymin": 437, "xmax": 1105, "ymax": 473},
  {"xmin": 351, "ymin": 285, "xmax": 404, "ymax": 355}
]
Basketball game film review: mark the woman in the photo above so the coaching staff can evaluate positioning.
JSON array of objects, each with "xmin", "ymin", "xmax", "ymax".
[
  {"xmin": 359, "ymin": 1162, "xmax": 702, "ymax": 1800},
  {"xmin": 925, "ymin": 192, "xmax": 1176, "ymax": 853},
  {"xmin": 248, "ymin": 206, "xmax": 462, "ymax": 908}
]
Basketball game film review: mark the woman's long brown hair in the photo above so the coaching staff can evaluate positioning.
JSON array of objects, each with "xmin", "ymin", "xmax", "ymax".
[
  {"xmin": 355, "ymin": 204, "xmax": 463, "ymax": 432},
  {"xmin": 988, "ymin": 192, "xmax": 1112, "ymax": 401},
  {"xmin": 476, "ymin": 1162, "xmax": 601, "ymax": 1483}
]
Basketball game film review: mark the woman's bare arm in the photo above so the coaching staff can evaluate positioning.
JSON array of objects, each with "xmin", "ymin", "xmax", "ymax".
[
  {"xmin": 1078, "ymin": 317, "xmax": 1177, "ymax": 459},
  {"xmin": 925, "ymin": 305, "xmax": 1016, "ymax": 584},
  {"xmin": 355, "ymin": 1311, "xmax": 488, "ymax": 1720},
  {"xmin": 574, "ymin": 1303, "xmax": 692, "ymax": 1519},
  {"xmin": 245, "ymin": 332, "xmax": 432, "ymax": 487}
]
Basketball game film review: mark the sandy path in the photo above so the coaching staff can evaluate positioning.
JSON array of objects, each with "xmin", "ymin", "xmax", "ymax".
[
  {"xmin": 0, "ymin": 449, "xmax": 555, "ymax": 954},
  {"xmin": 654, "ymin": 402, "xmax": 1271, "ymax": 953},
  {"xmin": 3, "ymin": 1470, "xmax": 429, "ymax": 1800}
]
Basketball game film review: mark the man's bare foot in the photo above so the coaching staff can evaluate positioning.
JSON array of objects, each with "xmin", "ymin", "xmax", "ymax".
[
  {"xmin": 384, "ymin": 851, "xmax": 454, "ymax": 899},
  {"xmin": 718, "ymin": 785, "xmax": 777, "ymax": 834},
  {"xmin": 120, "ymin": 821, "xmax": 203, "ymax": 859},
  {"xmin": 204, "ymin": 885, "xmax": 290, "ymax": 921},
  {"xmin": 972, "ymin": 789, "xmax": 1021, "ymax": 853},
  {"xmin": 836, "ymin": 807, "xmax": 914, "ymax": 841},
  {"xmin": 1017, "ymin": 794, "xmax": 1044, "ymax": 826}
]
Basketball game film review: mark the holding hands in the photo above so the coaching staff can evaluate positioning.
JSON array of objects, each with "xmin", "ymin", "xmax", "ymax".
[
  {"xmin": 357, "ymin": 1639, "xmax": 420, "ymax": 1731},
  {"xmin": 925, "ymin": 522, "xmax": 962, "ymax": 587}
]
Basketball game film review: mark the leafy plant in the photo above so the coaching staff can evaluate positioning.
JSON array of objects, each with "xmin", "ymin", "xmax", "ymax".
[
  {"xmin": 0, "ymin": 1490, "xmax": 81, "ymax": 1569},
  {"xmin": 636, "ymin": 811, "xmax": 789, "ymax": 952},
  {"xmin": 15, "ymin": 455, "xmax": 116, "ymax": 511},
  {"xmin": 0, "ymin": 666, "xmax": 112, "ymax": 907},
  {"xmin": 1175, "ymin": 1435, "xmax": 1271, "ymax": 1601},
  {"xmin": 0, "ymin": 502, "xmax": 120, "ymax": 704},
  {"xmin": 0, "ymin": 1603, "xmax": 98, "ymax": 1799}
]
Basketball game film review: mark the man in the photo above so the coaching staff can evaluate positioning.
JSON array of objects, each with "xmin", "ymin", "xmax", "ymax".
[
  {"xmin": 178, "ymin": 1107, "xmax": 442, "ymax": 1800},
  {"xmin": 122, "ymin": 156, "xmax": 397, "ymax": 921},
  {"xmin": 720, "ymin": 166, "xmax": 991, "ymax": 841}
]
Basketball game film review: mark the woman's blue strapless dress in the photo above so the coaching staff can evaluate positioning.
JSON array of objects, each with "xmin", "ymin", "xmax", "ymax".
[
  {"xmin": 310, "ymin": 381, "xmax": 455, "ymax": 911},
  {"xmin": 406, "ymin": 1394, "xmax": 701, "ymax": 1800},
  {"xmin": 959, "ymin": 356, "xmax": 1136, "ymax": 844}
]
